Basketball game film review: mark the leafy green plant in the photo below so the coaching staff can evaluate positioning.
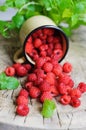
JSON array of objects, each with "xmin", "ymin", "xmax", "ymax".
[{"xmin": 0, "ymin": 0, "xmax": 86, "ymax": 38}]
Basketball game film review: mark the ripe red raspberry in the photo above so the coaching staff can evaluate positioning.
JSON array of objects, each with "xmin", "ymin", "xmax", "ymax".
[
  {"xmin": 34, "ymin": 69, "xmax": 45, "ymax": 79},
  {"xmin": 58, "ymin": 83, "xmax": 71, "ymax": 95},
  {"xmin": 34, "ymin": 77, "xmax": 43, "ymax": 86},
  {"xmin": 60, "ymin": 95, "xmax": 71, "ymax": 105},
  {"xmin": 16, "ymin": 105, "xmax": 29, "ymax": 116},
  {"xmin": 25, "ymin": 82, "xmax": 33, "ymax": 90},
  {"xmin": 12, "ymin": 63, "xmax": 21, "ymax": 70},
  {"xmin": 69, "ymin": 88, "xmax": 82, "ymax": 98},
  {"xmin": 70, "ymin": 97, "xmax": 81, "ymax": 108},
  {"xmin": 63, "ymin": 62, "xmax": 72, "ymax": 73},
  {"xmin": 23, "ymin": 64, "xmax": 32, "ymax": 71},
  {"xmin": 39, "ymin": 81, "xmax": 51, "ymax": 92},
  {"xmin": 39, "ymin": 44, "xmax": 48, "ymax": 51},
  {"xmin": 43, "ymin": 62, "xmax": 53, "ymax": 73},
  {"xmin": 29, "ymin": 87, "xmax": 41, "ymax": 98},
  {"xmin": 52, "ymin": 64, "xmax": 62, "ymax": 76},
  {"xmin": 67, "ymin": 79, "xmax": 74, "ymax": 88},
  {"xmin": 77, "ymin": 82, "xmax": 86, "ymax": 93},
  {"xmin": 27, "ymin": 73, "xmax": 37, "ymax": 82},
  {"xmin": 16, "ymin": 65, "xmax": 28, "ymax": 77},
  {"xmin": 53, "ymin": 37, "xmax": 61, "ymax": 44},
  {"xmin": 43, "ymin": 28, "xmax": 54, "ymax": 36},
  {"xmin": 36, "ymin": 57, "xmax": 45, "ymax": 68},
  {"xmin": 54, "ymin": 43, "xmax": 62, "ymax": 49},
  {"xmin": 40, "ymin": 51, "xmax": 47, "ymax": 57},
  {"xmin": 47, "ymin": 36, "xmax": 54, "ymax": 43},
  {"xmin": 33, "ymin": 38, "xmax": 42, "ymax": 48},
  {"xmin": 25, "ymin": 41, "xmax": 33, "ymax": 54},
  {"xmin": 40, "ymin": 92, "xmax": 53, "ymax": 103},
  {"xmin": 47, "ymin": 48, "xmax": 53, "ymax": 56},
  {"xmin": 5, "ymin": 66, "xmax": 15, "ymax": 76},
  {"xmin": 18, "ymin": 89, "xmax": 29, "ymax": 98},
  {"xmin": 27, "ymin": 36, "xmax": 32, "ymax": 43},
  {"xmin": 45, "ymin": 72, "xmax": 56, "ymax": 85},
  {"xmin": 50, "ymin": 85, "xmax": 59, "ymax": 97},
  {"xmin": 59, "ymin": 74, "xmax": 71, "ymax": 85},
  {"xmin": 52, "ymin": 49, "xmax": 63, "ymax": 61},
  {"xmin": 16, "ymin": 96, "xmax": 28, "ymax": 105}
]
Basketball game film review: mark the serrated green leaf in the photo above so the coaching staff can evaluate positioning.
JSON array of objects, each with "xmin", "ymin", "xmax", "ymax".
[
  {"xmin": 0, "ymin": 73, "xmax": 19, "ymax": 90},
  {"xmin": 12, "ymin": 14, "xmax": 25, "ymax": 28},
  {"xmin": 41, "ymin": 99, "xmax": 56, "ymax": 118},
  {"xmin": 41, "ymin": 106, "xmax": 53, "ymax": 118}
]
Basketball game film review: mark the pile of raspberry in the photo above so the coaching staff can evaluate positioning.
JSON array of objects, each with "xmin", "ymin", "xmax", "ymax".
[{"xmin": 4, "ymin": 28, "xmax": 86, "ymax": 117}]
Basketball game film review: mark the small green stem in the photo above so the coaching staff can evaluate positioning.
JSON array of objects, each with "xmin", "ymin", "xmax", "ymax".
[{"xmin": 18, "ymin": 1, "xmax": 40, "ymax": 13}]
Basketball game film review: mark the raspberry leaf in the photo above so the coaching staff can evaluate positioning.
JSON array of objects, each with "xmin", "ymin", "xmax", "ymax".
[
  {"xmin": 0, "ymin": 73, "xmax": 19, "ymax": 90},
  {"xmin": 41, "ymin": 99, "xmax": 56, "ymax": 118}
]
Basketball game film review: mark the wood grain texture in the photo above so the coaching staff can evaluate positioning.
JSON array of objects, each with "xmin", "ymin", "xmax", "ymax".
[{"xmin": 0, "ymin": 26, "xmax": 86, "ymax": 130}]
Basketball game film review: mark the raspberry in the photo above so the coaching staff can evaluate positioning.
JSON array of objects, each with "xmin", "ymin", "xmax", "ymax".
[
  {"xmin": 23, "ymin": 64, "xmax": 32, "ymax": 71},
  {"xmin": 34, "ymin": 77, "xmax": 43, "ymax": 86},
  {"xmin": 34, "ymin": 69, "xmax": 45, "ymax": 79},
  {"xmin": 27, "ymin": 73, "xmax": 37, "ymax": 82},
  {"xmin": 18, "ymin": 89, "xmax": 29, "ymax": 98},
  {"xmin": 33, "ymin": 38, "xmax": 42, "ymax": 48},
  {"xmin": 16, "ymin": 96, "xmax": 28, "ymax": 105},
  {"xmin": 52, "ymin": 49, "xmax": 63, "ymax": 61},
  {"xmin": 29, "ymin": 87, "xmax": 41, "ymax": 98},
  {"xmin": 5, "ymin": 66, "xmax": 15, "ymax": 76},
  {"xmin": 36, "ymin": 57, "xmax": 45, "ymax": 68},
  {"xmin": 47, "ymin": 36, "xmax": 54, "ymax": 43},
  {"xmin": 60, "ymin": 95, "xmax": 71, "ymax": 105},
  {"xmin": 39, "ymin": 81, "xmax": 51, "ymax": 92},
  {"xmin": 39, "ymin": 44, "xmax": 48, "ymax": 51},
  {"xmin": 54, "ymin": 43, "xmax": 62, "ymax": 49},
  {"xmin": 69, "ymin": 88, "xmax": 82, "ymax": 98},
  {"xmin": 40, "ymin": 92, "xmax": 53, "ymax": 103},
  {"xmin": 58, "ymin": 83, "xmax": 68, "ymax": 95},
  {"xmin": 70, "ymin": 97, "xmax": 81, "ymax": 108},
  {"xmin": 43, "ymin": 62, "xmax": 53, "ymax": 73},
  {"xmin": 40, "ymin": 51, "xmax": 47, "ymax": 57},
  {"xmin": 63, "ymin": 62, "xmax": 72, "ymax": 73},
  {"xmin": 16, "ymin": 105, "xmax": 29, "ymax": 116},
  {"xmin": 43, "ymin": 28, "xmax": 54, "ymax": 36},
  {"xmin": 53, "ymin": 37, "xmax": 61, "ymax": 44},
  {"xmin": 12, "ymin": 63, "xmax": 21, "ymax": 70},
  {"xmin": 50, "ymin": 85, "xmax": 59, "ymax": 97},
  {"xmin": 59, "ymin": 74, "xmax": 70, "ymax": 85},
  {"xmin": 27, "ymin": 36, "xmax": 32, "ymax": 42},
  {"xmin": 77, "ymin": 82, "xmax": 86, "ymax": 93},
  {"xmin": 16, "ymin": 65, "xmax": 28, "ymax": 77},
  {"xmin": 25, "ymin": 82, "xmax": 33, "ymax": 90},
  {"xmin": 45, "ymin": 72, "xmax": 56, "ymax": 85},
  {"xmin": 52, "ymin": 64, "xmax": 62, "ymax": 76},
  {"xmin": 67, "ymin": 79, "xmax": 74, "ymax": 88},
  {"xmin": 25, "ymin": 41, "xmax": 33, "ymax": 54}
]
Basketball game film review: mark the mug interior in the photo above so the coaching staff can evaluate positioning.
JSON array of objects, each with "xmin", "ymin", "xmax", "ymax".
[{"xmin": 23, "ymin": 25, "xmax": 69, "ymax": 64}]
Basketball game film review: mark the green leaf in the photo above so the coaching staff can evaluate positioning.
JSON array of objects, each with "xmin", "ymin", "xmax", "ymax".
[
  {"xmin": 14, "ymin": 0, "xmax": 27, "ymax": 8},
  {"xmin": 12, "ymin": 14, "xmax": 25, "ymax": 29},
  {"xmin": 41, "ymin": 99, "xmax": 56, "ymax": 118},
  {"xmin": 62, "ymin": 9, "xmax": 72, "ymax": 18},
  {"xmin": 71, "ymin": 14, "xmax": 78, "ymax": 27},
  {"xmin": 0, "ymin": 73, "xmax": 19, "ymax": 90}
]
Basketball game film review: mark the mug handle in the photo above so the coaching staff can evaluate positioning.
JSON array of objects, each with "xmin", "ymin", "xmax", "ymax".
[{"xmin": 13, "ymin": 48, "xmax": 26, "ymax": 63}]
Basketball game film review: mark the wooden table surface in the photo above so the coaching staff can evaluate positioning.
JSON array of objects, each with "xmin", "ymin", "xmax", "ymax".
[{"xmin": 0, "ymin": 26, "xmax": 86, "ymax": 130}]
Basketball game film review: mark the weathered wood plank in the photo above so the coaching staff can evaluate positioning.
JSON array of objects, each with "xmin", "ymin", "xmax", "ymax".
[{"xmin": 0, "ymin": 26, "xmax": 86, "ymax": 130}]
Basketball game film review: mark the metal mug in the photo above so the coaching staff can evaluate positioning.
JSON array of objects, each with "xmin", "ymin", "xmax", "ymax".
[{"xmin": 13, "ymin": 15, "xmax": 69, "ymax": 64}]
